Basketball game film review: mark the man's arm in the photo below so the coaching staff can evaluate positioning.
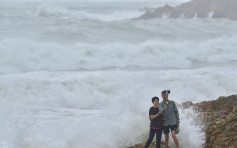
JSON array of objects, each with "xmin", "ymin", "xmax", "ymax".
[
  {"xmin": 158, "ymin": 103, "xmax": 166, "ymax": 113},
  {"xmin": 174, "ymin": 102, "xmax": 180, "ymax": 125}
]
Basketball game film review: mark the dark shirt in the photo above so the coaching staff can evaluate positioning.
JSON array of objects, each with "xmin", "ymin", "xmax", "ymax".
[{"xmin": 149, "ymin": 107, "xmax": 163, "ymax": 128}]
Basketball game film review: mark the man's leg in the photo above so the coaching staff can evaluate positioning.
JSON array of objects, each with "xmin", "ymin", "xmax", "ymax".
[
  {"xmin": 144, "ymin": 128, "xmax": 156, "ymax": 148},
  {"xmin": 165, "ymin": 134, "xmax": 169, "ymax": 148},
  {"xmin": 171, "ymin": 130, "xmax": 179, "ymax": 148},
  {"xmin": 163, "ymin": 126, "xmax": 170, "ymax": 148}
]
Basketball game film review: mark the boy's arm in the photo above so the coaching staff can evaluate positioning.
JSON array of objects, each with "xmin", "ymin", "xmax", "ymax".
[{"xmin": 150, "ymin": 112, "xmax": 162, "ymax": 120}]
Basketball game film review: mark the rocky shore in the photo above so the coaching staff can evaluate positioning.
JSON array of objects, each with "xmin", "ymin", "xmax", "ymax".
[
  {"xmin": 128, "ymin": 94, "xmax": 237, "ymax": 148},
  {"xmin": 139, "ymin": 0, "xmax": 237, "ymax": 20},
  {"xmin": 192, "ymin": 95, "xmax": 237, "ymax": 148}
]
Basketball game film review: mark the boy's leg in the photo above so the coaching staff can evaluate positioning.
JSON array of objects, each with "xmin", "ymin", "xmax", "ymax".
[
  {"xmin": 155, "ymin": 129, "xmax": 162, "ymax": 148},
  {"xmin": 144, "ymin": 128, "xmax": 156, "ymax": 148}
]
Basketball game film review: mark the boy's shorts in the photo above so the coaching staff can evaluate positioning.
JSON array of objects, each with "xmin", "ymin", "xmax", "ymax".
[{"xmin": 163, "ymin": 124, "xmax": 177, "ymax": 134}]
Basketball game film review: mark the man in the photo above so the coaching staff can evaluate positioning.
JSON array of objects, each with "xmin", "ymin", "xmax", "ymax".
[{"xmin": 159, "ymin": 90, "xmax": 180, "ymax": 148}]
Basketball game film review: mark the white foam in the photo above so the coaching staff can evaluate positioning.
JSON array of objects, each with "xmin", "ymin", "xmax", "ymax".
[
  {"xmin": 0, "ymin": 68, "xmax": 236, "ymax": 147},
  {"xmin": 1, "ymin": 32, "xmax": 237, "ymax": 73},
  {"xmin": 1, "ymin": 0, "xmax": 190, "ymax": 4},
  {"xmin": 25, "ymin": 5, "xmax": 145, "ymax": 22}
]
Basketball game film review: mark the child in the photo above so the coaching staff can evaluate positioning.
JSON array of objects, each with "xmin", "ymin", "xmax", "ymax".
[{"xmin": 144, "ymin": 96, "xmax": 163, "ymax": 148}]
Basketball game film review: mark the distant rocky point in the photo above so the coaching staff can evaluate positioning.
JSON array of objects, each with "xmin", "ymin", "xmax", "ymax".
[{"xmin": 139, "ymin": 0, "xmax": 237, "ymax": 20}]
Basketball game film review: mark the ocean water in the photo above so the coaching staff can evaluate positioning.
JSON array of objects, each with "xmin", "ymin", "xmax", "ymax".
[{"xmin": 0, "ymin": 0, "xmax": 237, "ymax": 147}]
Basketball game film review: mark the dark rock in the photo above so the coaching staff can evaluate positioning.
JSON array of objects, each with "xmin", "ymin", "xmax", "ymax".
[
  {"xmin": 181, "ymin": 101, "xmax": 193, "ymax": 109},
  {"xmin": 139, "ymin": 0, "xmax": 237, "ymax": 20}
]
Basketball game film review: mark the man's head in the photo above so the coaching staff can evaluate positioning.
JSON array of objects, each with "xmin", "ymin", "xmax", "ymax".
[
  {"xmin": 161, "ymin": 90, "xmax": 170, "ymax": 101},
  {"xmin": 152, "ymin": 96, "xmax": 159, "ymax": 106}
]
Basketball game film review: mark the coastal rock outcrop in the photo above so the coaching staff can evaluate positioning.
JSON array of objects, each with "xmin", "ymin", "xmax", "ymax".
[
  {"xmin": 140, "ymin": 0, "xmax": 237, "ymax": 20},
  {"xmin": 182, "ymin": 94, "xmax": 237, "ymax": 148},
  {"xmin": 205, "ymin": 105, "xmax": 237, "ymax": 148}
]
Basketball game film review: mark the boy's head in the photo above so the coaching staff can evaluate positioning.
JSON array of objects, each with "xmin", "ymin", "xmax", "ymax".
[
  {"xmin": 152, "ymin": 96, "xmax": 159, "ymax": 105},
  {"xmin": 152, "ymin": 96, "xmax": 159, "ymax": 102}
]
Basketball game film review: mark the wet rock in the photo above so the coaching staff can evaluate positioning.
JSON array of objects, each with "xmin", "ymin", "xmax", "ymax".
[
  {"xmin": 181, "ymin": 101, "xmax": 193, "ymax": 109},
  {"xmin": 204, "ymin": 105, "xmax": 237, "ymax": 148},
  {"xmin": 182, "ymin": 94, "xmax": 237, "ymax": 148}
]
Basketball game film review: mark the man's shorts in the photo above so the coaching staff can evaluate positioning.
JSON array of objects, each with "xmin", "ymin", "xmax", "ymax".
[{"xmin": 163, "ymin": 124, "xmax": 177, "ymax": 134}]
